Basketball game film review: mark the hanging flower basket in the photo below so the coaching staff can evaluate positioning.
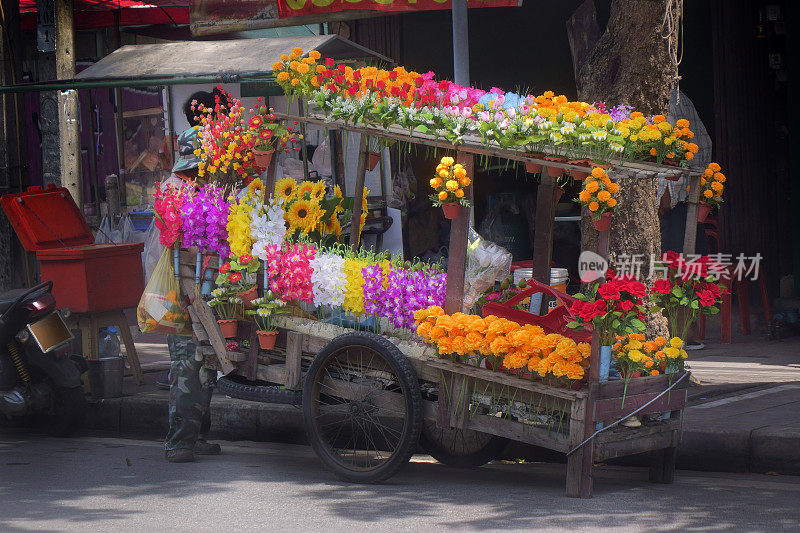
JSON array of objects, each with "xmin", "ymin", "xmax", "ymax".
[
  {"xmin": 593, "ymin": 211, "xmax": 612, "ymax": 231},
  {"xmin": 441, "ymin": 202, "xmax": 461, "ymax": 220},
  {"xmin": 257, "ymin": 330, "xmax": 278, "ymax": 350},
  {"xmin": 697, "ymin": 201, "xmax": 712, "ymax": 223},
  {"xmin": 238, "ymin": 285, "xmax": 259, "ymax": 308},
  {"xmin": 217, "ymin": 319, "xmax": 238, "ymax": 339},
  {"xmin": 367, "ymin": 151, "xmax": 381, "ymax": 171},
  {"xmin": 252, "ymin": 148, "xmax": 275, "ymax": 170}
]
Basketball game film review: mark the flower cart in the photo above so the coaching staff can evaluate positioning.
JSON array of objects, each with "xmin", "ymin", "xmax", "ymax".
[{"xmin": 162, "ymin": 46, "xmax": 718, "ymax": 498}]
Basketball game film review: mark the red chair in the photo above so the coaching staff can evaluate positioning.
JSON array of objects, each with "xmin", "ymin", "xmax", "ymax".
[{"xmin": 481, "ymin": 278, "xmax": 592, "ymax": 343}]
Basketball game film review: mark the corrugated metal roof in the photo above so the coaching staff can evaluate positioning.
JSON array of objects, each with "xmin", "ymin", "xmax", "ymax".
[{"xmin": 75, "ymin": 35, "xmax": 391, "ymax": 82}]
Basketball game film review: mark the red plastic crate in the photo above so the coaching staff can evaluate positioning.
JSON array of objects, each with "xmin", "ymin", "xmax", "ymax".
[{"xmin": 1, "ymin": 184, "xmax": 144, "ymax": 313}]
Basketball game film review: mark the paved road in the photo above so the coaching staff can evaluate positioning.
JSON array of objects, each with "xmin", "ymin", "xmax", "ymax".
[{"xmin": 1, "ymin": 432, "xmax": 799, "ymax": 532}]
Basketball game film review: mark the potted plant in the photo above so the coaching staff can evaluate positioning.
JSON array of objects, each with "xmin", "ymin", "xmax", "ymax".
[
  {"xmin": 567, "ymin": 271, "xmax": 649, "ymax": 382},
  {"xmin": 429, "ymin": 156, "xmax": 470, "ymax": 220},
  {"xmin": 225, "ymin": 254, "xmax": 261, "ymax": 307},
  {"xmin": 246, "ymin": 290, "xmax": 290, "ymax": 350},
  {"xmin": 697, "ymin": 162, "xmax": 725, "ymax": 222},
  {"xmin": 576, "ymin": 166, "xmax": 620, "ymax": 231},
  {"xmin": 247, "ymin": 101, "xmax": 297, "ymax": 170},
  {"xmin": 208, "ymin": 285, "xmax": 242, "ymax": 339}
]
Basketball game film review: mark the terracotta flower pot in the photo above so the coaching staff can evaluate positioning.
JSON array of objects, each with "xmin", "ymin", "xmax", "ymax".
[
  {"xmin": 665, "ymin": 173, "xmax": 681, "ymax": 182},
  {"xmin": 525, "ymin": 161, "xmax": 543, "ymax": 174},
  {"xmin": 546, "ymin": 165, "xmax": 564, "ymax": 178},
  {"xmin": 238, "ymin": 285, "xmax": 259, "ymax": 308},
  {"xmin": 441, "ymin": 202, "xmax": 461, "ymax": 220},
  {"xmin": 697, "ymin": 201, "xmax": 712, "ymax": 223},
  {"xmin": 257, "ymin": 330, "xmax": 278, "ymax": 350},
  {"xmin": 367, "ymin": 151, "xmax": 381, "ymax": 171},
  {"xmin": 217, "ymin": 319, "xmax": 238, "ymax": 339},
  {"xmin": 568, "ymin": 159, "xmax": 591, "ymax": 180},
  {"xmin": 593, "ymin": 211, "xmax": 612, "ymax": 231},
  {"xmin": 252, "ymin": 148, "xmax": 275, "ymax": 170}
]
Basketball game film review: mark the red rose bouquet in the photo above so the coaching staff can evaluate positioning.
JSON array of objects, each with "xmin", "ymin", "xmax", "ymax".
[
  {"xmin": 650, "ymin": 251, "xmax": 727, "ymax": 339},
  {"xmin": 568, "ymin": 271, "xmax": 649, "ymax": 345}
]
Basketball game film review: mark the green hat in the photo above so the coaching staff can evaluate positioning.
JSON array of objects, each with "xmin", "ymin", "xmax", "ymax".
[{"xmin": 172, "ymin": 128, "xmax": 201, "ymax": 173}]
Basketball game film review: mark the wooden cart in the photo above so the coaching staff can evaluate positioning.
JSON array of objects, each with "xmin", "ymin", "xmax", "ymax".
[{"xmin": 176, "ymin": 111, "xmax": 701, "ymax": 497}]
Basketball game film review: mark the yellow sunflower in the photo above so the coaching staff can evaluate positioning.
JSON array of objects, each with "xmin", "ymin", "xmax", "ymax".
[
  {"xmin": 297, "ymin": 180, "xmax": 316, "ymax": 199},
  {"xmin": 310, "ymin": 180, "xmax": 327, "ymax": 201},
  {"xmin": 275, "ymin": 178, "xmax": 296, "ymax": 203},
  {"xmin": 321, "ymin": 215, "xmax": 342, "ymax": 239},
  {"xmin": 285, "ymin": 199, "xmax": 318, "ymax": 235}
]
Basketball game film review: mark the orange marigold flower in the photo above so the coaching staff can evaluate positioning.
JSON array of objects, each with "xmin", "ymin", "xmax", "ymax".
[
  {"xmin": 588, "ymin": 201, "xmax": 599, "ymax": 212},
  {"xmin": 591, "ymin": 167, "xmax": 605, "ymax": 179}
]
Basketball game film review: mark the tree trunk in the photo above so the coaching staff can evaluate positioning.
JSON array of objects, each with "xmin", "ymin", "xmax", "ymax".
[{"xmin": 569, "ymin": 0, "xmax": 673, "ymax": 336}]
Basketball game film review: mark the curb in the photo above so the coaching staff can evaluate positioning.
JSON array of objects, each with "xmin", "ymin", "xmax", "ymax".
[{"xmin": 84, "ymin": 392, "xmax": 800, "ymax": 476}]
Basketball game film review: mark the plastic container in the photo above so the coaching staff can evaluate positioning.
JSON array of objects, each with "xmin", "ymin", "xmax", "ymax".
[
  {"xmin": 87, "ymin": 356, "xmax": 125, "ymax": 399},
  {"xmin": 129, "ymin": 211, "xmax": 154, "ymax": 231},
  {"xmin": 1, "ymin": 185, "xmax": 144, "ymax": 313}
]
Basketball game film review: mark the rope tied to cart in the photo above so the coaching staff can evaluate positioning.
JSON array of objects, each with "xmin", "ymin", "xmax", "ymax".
[{"xmin": 565, "ymin": 371, "xmax": 689, "ymax": 457}]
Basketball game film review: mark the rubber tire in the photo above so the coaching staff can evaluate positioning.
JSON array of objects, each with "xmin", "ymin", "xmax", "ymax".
[
  {"xmin": 302, "ymin": 332, "xmax": 423, "ymax": 484},
  {"xmin": 45, "ymin": 385, "xmax": 87, "ymax": 437},
  {"xmin": 217, "ymin": 375, "xmax": 301, "ymax": 405},
  {"xmin": 419, "ymin": 423, "xmax": 509, "ymax": 468}
]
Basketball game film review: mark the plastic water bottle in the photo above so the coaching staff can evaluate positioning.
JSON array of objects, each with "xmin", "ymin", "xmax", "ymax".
[{"xmin": 98, "ymin": 326, "xmax": 121, "ymax": 358}]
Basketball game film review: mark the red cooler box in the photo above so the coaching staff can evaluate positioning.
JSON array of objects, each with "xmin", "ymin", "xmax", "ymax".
[{"xmin": 1, "ymin": 184, "xmax": 144, "ymax": 313}]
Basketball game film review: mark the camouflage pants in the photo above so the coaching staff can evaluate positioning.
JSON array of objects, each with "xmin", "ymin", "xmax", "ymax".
[{"xmin": 164, "ymin": 334, "xmax": 216, "ymax": 451}]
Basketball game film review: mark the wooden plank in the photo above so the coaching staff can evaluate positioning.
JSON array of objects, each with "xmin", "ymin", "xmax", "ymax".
[
  {"xmin": 565, "ymin": 395, "xmax": 588, "ymax": 498},
  {"xmin": 466, "ymin": 414, "xmax": 571, "ymax": 453},
  {"xmin": 649, "ymin": 446, "xmax": 678, "ymax": 484},
  {"xmin": 246, "ymin": 321, "xmax": 259, "ymax": 381},
  {"xmin": 594, "ymin": 389, "xmax": 686, "ymax": 421},
  {"xmin": 226, "ymin": 351, "xmax": 248, "ymax": 362},
  {"xmin": 424, "ymin": 357, "xmax": 587, "ymax": 400},
  {"xmin": 349, "ymin": 135, "xmax": 369, "ymax": 252},
  {"xmin": 272, "ymin": 112, "xmax": 691, "ymax": 178},
  {"xmin": 447, "ymin": 373, "xmax": 472, "ymax": 430},
  {"xmin": 186, "ymin": 306, "xmax": 209, "ymax": 343},
  {"xmin": 595, "ymin": 429, "xmax": 680, "ymax": 462},
  {"xmin": 444, "ymin": 152, "xmax": 474, "ymax": 314},
  {"xmin": 256, "ymin": 363, "xmax": 286, "ymax": 384},
  {"xmin": 178, "ymin": 273, "xmax": 233, "ymax": 375},
  {"xmin": 596, "ymin": 372, "xmax": 690, "ymax": 400},
  {"xmin": 285, "ymin": 331, "xmax": 303, "ymax": 390},
  {"xmin": 532, "ymin": 173, "xmax": 558, "ymax": 287}
]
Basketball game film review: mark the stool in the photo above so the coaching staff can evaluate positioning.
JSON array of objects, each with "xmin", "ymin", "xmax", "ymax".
[
  {"xmin": 68, "ymin": 310, "xmax": 144, "ymax": 386},
  {"xmin": 699, "ymin": 263, "xmax": 771, "ymax": 343}
]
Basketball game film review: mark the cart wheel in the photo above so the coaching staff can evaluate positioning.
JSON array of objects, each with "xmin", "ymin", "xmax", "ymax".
[
  {"xmin": 302, "ymin": 332, "xmax": 422, "ymax": 483},
  {"xmin": 420, "ymin": 421, "xmax": 508, "ymax": 468}
]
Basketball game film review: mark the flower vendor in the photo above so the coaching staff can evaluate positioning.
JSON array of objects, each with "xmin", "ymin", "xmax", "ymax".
[{"xmin": 160, "ymin": 89, "xmax": 226, "ymax": 464}]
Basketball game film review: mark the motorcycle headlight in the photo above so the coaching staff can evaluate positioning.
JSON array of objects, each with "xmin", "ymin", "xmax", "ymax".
[{"xmin": 15, "ymin": 329, "xmax": 30, "ymax": 344}]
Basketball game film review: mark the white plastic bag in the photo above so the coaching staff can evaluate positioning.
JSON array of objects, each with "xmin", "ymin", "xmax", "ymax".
[
  {"xmin": 95, "ymin": 215, "xmax": 112, "ymax": 244},
  {"xmin": 142, "ymin": 218, "xmax": 165, "ymax": 284},
  {"xmin": 463, "ymin": 228, "xmax": 513, "ymax": 309}
]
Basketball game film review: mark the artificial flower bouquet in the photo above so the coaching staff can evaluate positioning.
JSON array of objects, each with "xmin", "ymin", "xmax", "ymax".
[
  {"xmin": 246, "ymin": 290, "xmax": 289, "ymax": 349},
  {"xmin": 567, "ymin": 271, "xmax": 648, "ymax": 346},
  {"xmin": 414, "ymin": 306, "xmax": 591, "ymax": 388},
  {"xmin": 194, "ymin": 88, "xmax": 257, "ymax": 186},
  {"xmin": 429, "ymin": 156, "xmax": 470, "ymax": 219},
  {"xmin": 651, "ymin": 251, "xmax": 727, "ymax": 340},
  {"xmin": 247, "ymin": 99, "xmax": 299, "ymax": 170},
  {"xmin": 695, "ymin": 162, "xmax": 725, "ymax": 222},
  {"xmin": 208, "ymin": 285, "xmax": 243, "ymax": 338},
  {"xmin": 272, "ymin": 47, "xmax": 325, "ymax": 99},
  {"xmin": 576, "ymin": 166, "xmax": 620, "ymax": 231}
]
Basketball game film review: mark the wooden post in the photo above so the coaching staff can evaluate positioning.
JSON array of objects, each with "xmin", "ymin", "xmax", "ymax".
[
  {"xmin": 531, "ymin": 170, "xmax": 561, "ymax": 313},
  {"xmin": 682, "ymin": 170, "xmax": 700, "ymax": 255},
  {"xmin": 105, "ymin": 174, "xmax": 120, "ymax": 222},
  {"xmin": 349, "ymin": 134, "xmax": 369, "ymax": 252},
  {"xmin": 285, "ymin": 330, "xmax": 302, "ymax": 390},
  {"xmin": 55, "ymin": 0, "xmax": 82, "ymax": 207},
  {"xmin": 443, "ymin": 152, "xmax": 474, "ymax": 314}
]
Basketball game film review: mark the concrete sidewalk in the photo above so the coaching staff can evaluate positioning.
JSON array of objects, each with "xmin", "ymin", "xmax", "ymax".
[{"xmin": 89, "ymin": 315, "xmax": 800, "ymax": 475}]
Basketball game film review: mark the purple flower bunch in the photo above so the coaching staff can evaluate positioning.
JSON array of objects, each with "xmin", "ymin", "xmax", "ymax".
[
  {"xmin": 362, "ymin": 264, "xmax": 386, "ymax": 317},
  {"xmin": 181, "ymin": 184, "xmax": 229, "ymax": 256},
  {"xmin": 362, "ymin": 266, "xmax": 447, "ymax": 330}
]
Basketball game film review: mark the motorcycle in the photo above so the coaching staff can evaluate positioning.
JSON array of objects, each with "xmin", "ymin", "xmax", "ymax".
[{"xmin": 0, "ymin": 281, "xmax": 87, "ymax": 435}]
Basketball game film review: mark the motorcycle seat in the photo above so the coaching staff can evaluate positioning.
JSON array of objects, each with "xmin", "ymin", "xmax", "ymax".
[{"xmin": 0, "ymin": 288, "xmax": 29, "ymax": 315}]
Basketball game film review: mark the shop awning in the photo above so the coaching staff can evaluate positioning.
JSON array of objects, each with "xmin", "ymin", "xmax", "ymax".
[
  {"xmin": 0, "ymin": 35, "xmax": 390, "ymax": 93},
  {"xmin": 20, "ymin": 0, "xmax": 190, "ymax": 31}
]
